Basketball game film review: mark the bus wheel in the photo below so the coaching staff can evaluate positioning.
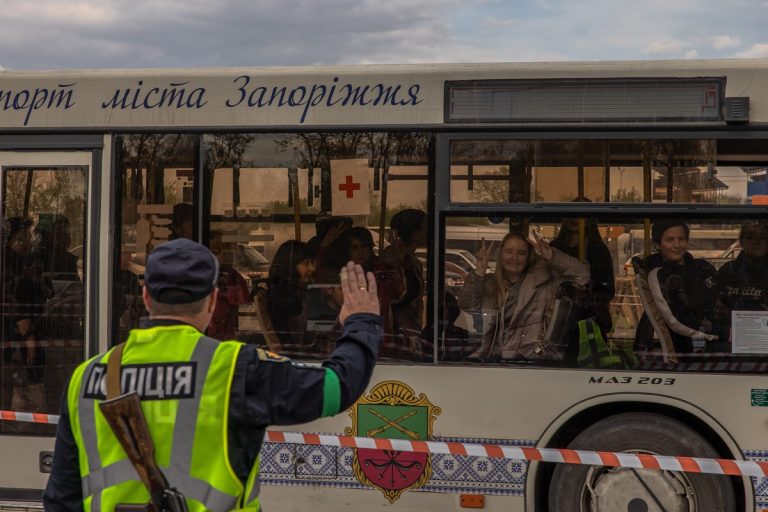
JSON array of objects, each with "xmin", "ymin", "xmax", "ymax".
[{"xmin": 547, "ymin": 412, "xmax": 735, "ymax": 512}]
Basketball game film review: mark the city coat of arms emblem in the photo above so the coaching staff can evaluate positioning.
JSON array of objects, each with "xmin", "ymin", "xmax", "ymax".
[{"xmin": 345, "ymin": 380, "xmax": 441, "ymax": 502}]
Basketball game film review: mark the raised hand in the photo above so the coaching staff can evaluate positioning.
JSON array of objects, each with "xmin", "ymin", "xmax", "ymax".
[
  {"xmin": 320, "ymin": 221, "xmax": 348, "ymax": 248},
  {"xmin": 474, "ymin": 238, "xmax": 493, "ymax": 276},
  {"xmin": 534, "ymin": 239, "xmax": 553, "ymax": 261},
  {"xmin": 339, "ymin": 261, "xmax": 380, "ymax": 324}
]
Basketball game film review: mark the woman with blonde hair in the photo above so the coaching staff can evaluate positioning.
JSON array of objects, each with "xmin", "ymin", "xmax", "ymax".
[{"xmin": 458, "ymin": 231, "xmax": 590, "ymax": 361}]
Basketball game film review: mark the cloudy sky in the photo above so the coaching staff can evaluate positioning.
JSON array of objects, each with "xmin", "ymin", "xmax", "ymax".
[{"xmin": 0, "ymin": 0, "xmax": 766, "ymax": 70}]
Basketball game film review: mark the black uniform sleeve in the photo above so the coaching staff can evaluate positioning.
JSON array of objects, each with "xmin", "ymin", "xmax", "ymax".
[
  {"xmin": 43, "ymin": 388, "xmax": 82, "ymax": 511},
  {"xmin": 229, "ymin": 312, "xmax": 381, "ymax": 428}
]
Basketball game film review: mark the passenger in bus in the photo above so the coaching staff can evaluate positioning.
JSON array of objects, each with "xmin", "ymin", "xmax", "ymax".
[
  {"xmin": 266, "ymin": 240, "xmax": 316, "ymax": 350},
  {"xmin": 207, "ymin": 231, "xmax": 250, "ymax": 340},
  {"xmin": 4, "ymin": 218, "xmax": 50, "ymax": 431},
  {"xmin": 422, "ymin": 291, "xmax": 473, "ymax": 361},
  {"xmin": 381, "ymin": 209, "xmax": 428, "ymax": 359},
  {"xmin": 715, "ymin": 220, "xmax": 768, "ymax": 349},
  {"xmin": 2, "ymin": 218, "xmax": 32, "ymax": 355},
  {"xmin": 458, "ymin": 232, "xmax": 590, "ymax": 361},
  {"xmin": 634, "ymin": 219, "xmax": 719, "ymax": 354},
  {"xmin": 550, "ymin": 207, "xmax": 616, "ymax": 364},
  {"xmin": 346, "ymin": 226, "xmax": 404, "ymax": 337},
  {"xmin": 2, "ymin": 217, "xmax": 32, "ymax": 284},
  {"xmin": 550, "ymin": 204, "xmax": 615, "ymax": 333},
  {"xmin": 170, "ymin": 202, "xmax": 193, "ymax": 240},
  {"xmin": 1, "ymin": 218, "xmax": 35, "ymax": 430},
  {"xmin": 309, "ymin": 215, "xmax": 353, "ymax": 273}
]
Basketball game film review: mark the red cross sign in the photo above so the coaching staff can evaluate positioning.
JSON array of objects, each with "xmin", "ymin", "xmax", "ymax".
[
  {"xmin": 331, "ymin": 159, "xmax": 370, "ymax": 216},
  {"xmin": 339, "ymin": 175, "xmax": 361, "ymax": 198}
]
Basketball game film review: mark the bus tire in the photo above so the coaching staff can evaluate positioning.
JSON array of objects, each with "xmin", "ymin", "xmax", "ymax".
[{"xmin": 547, "ymin": 412, "xmax": 735, "ymax": 512}]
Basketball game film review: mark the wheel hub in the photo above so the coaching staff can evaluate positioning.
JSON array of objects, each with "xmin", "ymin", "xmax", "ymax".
[{"xmin": 585, "ymin": 466, "xmax": 695, "ymax": 511}]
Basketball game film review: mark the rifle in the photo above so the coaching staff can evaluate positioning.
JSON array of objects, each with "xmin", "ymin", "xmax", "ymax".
[{"xmin": 98, "ymin": 343, "xmax": 188, "ymax": 512}]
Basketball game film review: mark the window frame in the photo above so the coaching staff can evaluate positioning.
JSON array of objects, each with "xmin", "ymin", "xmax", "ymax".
[{"xmin": 431, "ymin": 130, "xmax": 768, "ymax": 369}]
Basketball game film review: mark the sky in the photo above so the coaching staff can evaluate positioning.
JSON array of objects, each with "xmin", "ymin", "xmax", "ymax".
[{"xmin": 0, "ymin": 0, "xmax": 766, "ymax": 71}]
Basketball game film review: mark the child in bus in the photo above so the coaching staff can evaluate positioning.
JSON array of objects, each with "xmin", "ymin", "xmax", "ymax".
[
  {"xmin": 458, "ymin": 232, "xmax": 590, "ymax": 361},
  {"xmin": 714, "ymin": 220, "xmax": 768, "ymax": 350},
  {"xmin": 634, "ymin": 219, "xmax": 719, "ymax": 354}
]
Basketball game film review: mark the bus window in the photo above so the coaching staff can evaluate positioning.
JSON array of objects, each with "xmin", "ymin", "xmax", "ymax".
[
  {"xmin": 113, "ymin": 134, "xmax": 199, "ymax": 342},
  {"xmin": 440, "ymin": 213, "xmax": 768, "ymax": 372},
  {"xmin": 203, "ymin": 132, "xmax": 432, "ymax": 361},
  {"xmin": 450, "ymin": 139, "xmax": 724, "ymax": 204},
  {"xmin": 1, "ymin": 162, "xmax": 87, "ymax": 436}
]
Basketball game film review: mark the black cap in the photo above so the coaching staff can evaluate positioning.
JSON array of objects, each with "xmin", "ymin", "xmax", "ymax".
[{"xmin": 145, "ymin": 239, "xmax": 219, "ymax": 304}]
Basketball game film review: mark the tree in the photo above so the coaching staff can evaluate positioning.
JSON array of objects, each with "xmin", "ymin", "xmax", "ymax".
[{"xmin": 611, "ymin": 187, "xmax": 642, "ymax": 202}]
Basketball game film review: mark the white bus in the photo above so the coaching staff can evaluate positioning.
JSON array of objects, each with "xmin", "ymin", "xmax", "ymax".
[{"xmin": 1, "ymin": 59, "xmax": 768, "ymax": 511}]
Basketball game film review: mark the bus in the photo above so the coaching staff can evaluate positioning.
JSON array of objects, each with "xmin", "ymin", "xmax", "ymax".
[{"xmin": 1, "ymin": 59, "xmax": 767, "ymax": 511}]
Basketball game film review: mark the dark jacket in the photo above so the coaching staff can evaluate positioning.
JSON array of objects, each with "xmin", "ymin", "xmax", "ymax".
[
  {"xmin": 716, "ymin": 251, "xmax": 768, "ymax": 314},
  {"xmin": 43, "ymin": 314, "xmax": 382, "ymax": 510},
  {"xmin": 635, "ymin": 252, "xmax": 718, "ymax": 353},
  {"xmin": 550, "ymin": 237, "xmax": 615, "ymax": 302}
]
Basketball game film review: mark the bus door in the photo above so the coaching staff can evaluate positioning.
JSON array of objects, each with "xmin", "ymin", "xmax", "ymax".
[{"xmin": 0, "ymin": 151, "xmax": 92, "ymax": 497}]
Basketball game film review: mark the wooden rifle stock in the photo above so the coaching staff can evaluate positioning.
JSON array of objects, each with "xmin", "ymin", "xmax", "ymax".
[{"xmin": 99, "ymin": 392, "xmax": 170, "ymax": 511}]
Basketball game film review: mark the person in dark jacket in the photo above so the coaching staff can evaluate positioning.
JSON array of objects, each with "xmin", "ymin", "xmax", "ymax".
[
  {"xmin": 635, "ymin": 219, "xmax": 719, "ymax": 354},
  {"xmin": 346, "ymin": 226, "xmax": 404, "ymax": 340},
  {"xmin": 43, "ymin": 239, "xmax": 382, "ymax": 511},
  {"xmin": 715, "ymin": 220, "xmax": 768, "ymax": 349},
  {"xmin": 380, "ymin": 209, "xmax": 428, "ymax": 360},
  {"xmin": 550, "ymin": 212, "xmax": 615, "ymax": 332},
  {"xmin": 551, "ymin": 211, "xmax": 615, "ymax": 365},
  {"xmin": 266, "ymin": 240, "xmax": 316, "ymax": 350}
]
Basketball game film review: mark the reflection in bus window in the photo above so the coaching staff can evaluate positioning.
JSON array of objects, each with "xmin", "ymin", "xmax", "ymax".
[
  {"xmin": 1, "ymin": 166, "xmax": 87, "ymax": 436},
  {"xmin": 450, "ymin": 139, "xmax": 723, "ymax": 204},
  {"xmin": 201, "ymin": 132, "xmax": 432, "ymax": 361},
  {"xmin": 113, "ymin": 134, "xmax": 199, "ymax": 342}
]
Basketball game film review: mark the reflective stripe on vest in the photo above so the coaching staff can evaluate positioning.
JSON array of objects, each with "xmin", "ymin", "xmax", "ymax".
[
  {"xmin": 577, "ymin": 319, "xmax": 621, "ymax": 369},
  {"xmin": 70, "ymin": 326, "xmax": 250, "ymax": 511},
  {"xmin": 241, "ymin": 454, "xmax": 261, "ymax": 509}
]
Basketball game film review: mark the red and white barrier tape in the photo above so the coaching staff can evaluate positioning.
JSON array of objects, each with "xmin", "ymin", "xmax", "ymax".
[
  {"xmin": 265, "ymin": 431, "xmax": 768, "ymax": 478},
  {"xmin": 0, "ymin": 409, "xmax": 59, "ymax": 425},
  {"xmin": 3, "ymin": 410, "xmax": 766, "ymax": 478}
]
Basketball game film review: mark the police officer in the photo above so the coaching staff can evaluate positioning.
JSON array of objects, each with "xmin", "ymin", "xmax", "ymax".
[{"xmin": 43, "ymin": 238, "xmax": 382, "ymax": 511}]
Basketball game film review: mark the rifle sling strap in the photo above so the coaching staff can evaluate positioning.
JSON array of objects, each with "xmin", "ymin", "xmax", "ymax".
[{"xmin": 106, "ymin": 342, "xmax": 126, "ymax": 400}]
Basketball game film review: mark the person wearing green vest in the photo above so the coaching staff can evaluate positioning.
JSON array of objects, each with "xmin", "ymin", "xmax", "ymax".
[{"xmin": 43, "ymin": 238, "xmax": 382, "ymax": 511}]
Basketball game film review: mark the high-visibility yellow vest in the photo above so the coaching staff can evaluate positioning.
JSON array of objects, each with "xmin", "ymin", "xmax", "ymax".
[
  {"xmin": 577, "ymin": 319, "xmax": 636, "ymax": 370},
  {"xmin": 67, "ymin": 324, "xmax": 261, "ymax": 511}
]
